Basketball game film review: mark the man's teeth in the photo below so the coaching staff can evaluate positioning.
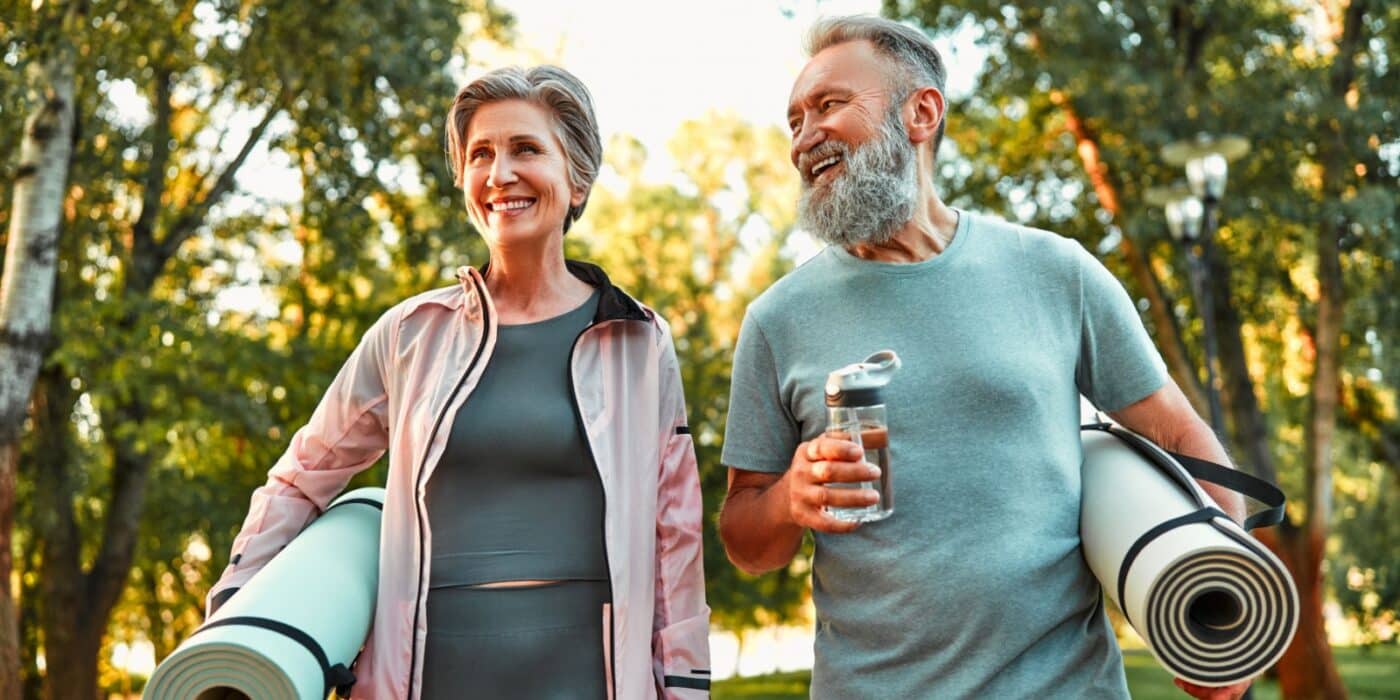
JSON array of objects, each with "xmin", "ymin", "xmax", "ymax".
[
  {"xmin": 812, "ymin": 156, "xmax": 841, "ymax": 176},
  {"xmin": 489, "ymin": 200, "xmax": 533, "ymax": 211}
]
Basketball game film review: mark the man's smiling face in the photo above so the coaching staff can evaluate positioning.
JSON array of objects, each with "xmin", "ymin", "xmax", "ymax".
[{"xmin": 787, "ymin": 40, "xmax": 894, "ymax": 189}]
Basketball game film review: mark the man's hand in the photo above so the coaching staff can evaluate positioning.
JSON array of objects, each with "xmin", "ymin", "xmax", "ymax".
[
  {"xmin": 785, "ymin": 435, "xmax": 880, "ymax": 533},
  {"xmin": 1174, "ymin": 678, "xmax": 1251, "ymax": 700}
]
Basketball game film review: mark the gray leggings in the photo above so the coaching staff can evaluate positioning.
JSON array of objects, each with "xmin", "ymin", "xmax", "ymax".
[{"xmin": 420, "ymin": 580, "xmax": 609, "ymax": 699}]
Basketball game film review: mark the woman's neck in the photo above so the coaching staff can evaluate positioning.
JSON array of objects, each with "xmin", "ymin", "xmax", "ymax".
[{"xmin": 484, "ymin": 241, "xmax": 593, "ymax": 324}]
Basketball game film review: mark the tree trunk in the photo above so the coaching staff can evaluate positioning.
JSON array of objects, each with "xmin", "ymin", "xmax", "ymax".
[
  {"xmin": 1259, "ymin": 527, "xmax": 1347, "ymax": 699},
  {"xmin": 0, "ymin": 13, "xmax": 78, "ymax": 698},
  {"xmin": 1045, "ymin": 91, "xmax": 1210, "ymax": 419}
]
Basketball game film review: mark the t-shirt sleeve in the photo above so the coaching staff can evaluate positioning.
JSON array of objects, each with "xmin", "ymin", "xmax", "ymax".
[
  {"xmin": 720, "ymin": 312, "xmax": 799, "ymax": 474},
  {"xmin": 1074, "ymin": 244, "xmax": 1170, "ymax": 412}
]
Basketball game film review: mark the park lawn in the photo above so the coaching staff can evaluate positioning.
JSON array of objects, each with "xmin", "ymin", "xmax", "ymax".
[{"xmin": 712, "ymin": 645, "xmax": 1400, "ymax": 699}]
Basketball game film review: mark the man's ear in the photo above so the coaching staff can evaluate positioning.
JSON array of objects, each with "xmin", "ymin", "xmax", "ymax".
[{"xmin": 905, "ymin": 86, "xmax": 945, "ymax": 146}]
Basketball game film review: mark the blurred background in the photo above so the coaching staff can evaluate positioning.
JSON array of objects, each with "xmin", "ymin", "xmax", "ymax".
[{"xmin": 1, "ymin": 0, "xmax": 1395, "ymax": 698}]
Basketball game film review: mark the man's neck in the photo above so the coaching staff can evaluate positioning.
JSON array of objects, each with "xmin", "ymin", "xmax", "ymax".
[{"xmin": 845, "ymin": 190, "xmax": 959, "ymax": 263}]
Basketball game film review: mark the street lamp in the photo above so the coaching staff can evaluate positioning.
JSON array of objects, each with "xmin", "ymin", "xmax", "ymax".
[
  {"xmin": 1147, "ymin": 184, "xmax": 1224, "ymax": 436},
  {"xmin": 1155, "ymin": 133, "xmax": 1250, "ymax": 440}
]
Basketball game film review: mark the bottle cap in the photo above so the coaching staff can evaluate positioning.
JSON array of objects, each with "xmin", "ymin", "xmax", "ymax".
[{"xmin": 825, "ymin": 350, "xmax": 901, "ymax": 407}]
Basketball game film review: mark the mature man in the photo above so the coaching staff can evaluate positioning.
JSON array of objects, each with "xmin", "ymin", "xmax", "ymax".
[{"xmin": 718, "ymin": 16, "xmax": 1250, "ymax": 700}]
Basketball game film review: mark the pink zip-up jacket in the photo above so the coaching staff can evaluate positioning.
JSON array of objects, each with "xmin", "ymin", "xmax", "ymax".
[{"xmin": 206, "ymin": 261, "xmax": 711, "ymax": 699}]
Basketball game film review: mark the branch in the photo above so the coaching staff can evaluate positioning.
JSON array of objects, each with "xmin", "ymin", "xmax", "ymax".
[
  {"xmin": 155, "ymin": 97, "xmax": 283, "ymax": 276},
  {"xmin": 87, "ymin": 402, "xmax": 152, "ymax": 620},
  {"xmin": 126, "ymin": 69, "xmax": 174, "ymax": 294},
  {"xmin": 1329, "ymin": 0, "xmax": 1369, "ymax": 97}
]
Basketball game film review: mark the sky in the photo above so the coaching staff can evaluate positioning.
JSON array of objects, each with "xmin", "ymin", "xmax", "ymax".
[{"xmin": 465, "ymin": 0, "xmax": 980, "ymax": 155}]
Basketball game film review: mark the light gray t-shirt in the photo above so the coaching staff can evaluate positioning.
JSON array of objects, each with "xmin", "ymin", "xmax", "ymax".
[{"xmin": 721, "ymin": 211, "xmax": 1168, "ymax": 698}]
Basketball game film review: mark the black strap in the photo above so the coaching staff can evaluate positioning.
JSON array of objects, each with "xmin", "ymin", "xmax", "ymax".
[
  {"xmin": 1115, "ymin": 506, "xmax": 1229, "ymax": 625},
  {"xmin": 663, "ymin": 675, "xmax": 712, "ymax": 690},
  {"xmin": 1164, "ymin": 450, "xmax": 1286, "ymax": 530},
  {"xmin": 325, "ymin": 497, "xmax": 384, "ymax": 513},
  {"xmin": 195, "ymin": 616, "xmax": 356, "ymax": 698}
]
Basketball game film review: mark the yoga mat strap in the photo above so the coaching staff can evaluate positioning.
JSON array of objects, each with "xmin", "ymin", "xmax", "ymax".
[
  {"xmin": 325, "ymin": 497, "xmax": 385, "ymax": 513},
  {"xmin": 1164, "ymin": 450, "xmax": 1286, "ymax": 530},
  {"xmin": 195, "ymin": 615, "xmax": 357, "ymax": 697},
  {"xmin": 1115, "ymin": 506, "xmax": 1229, "ymax": 625},
  {"xmin": 1082, "ymin": 423, "xmax": 1285, "ymax": 530}
]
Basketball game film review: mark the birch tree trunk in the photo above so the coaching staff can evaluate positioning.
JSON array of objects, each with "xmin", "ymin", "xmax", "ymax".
[{"xmin": 0, "ymin": 20, "xmax": 78, "ymax": 700}]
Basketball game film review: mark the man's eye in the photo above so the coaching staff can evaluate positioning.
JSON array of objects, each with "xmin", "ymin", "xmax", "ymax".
[{"xmin": 821, "ymin": 99, "xmax": 840, "ymax": 111}]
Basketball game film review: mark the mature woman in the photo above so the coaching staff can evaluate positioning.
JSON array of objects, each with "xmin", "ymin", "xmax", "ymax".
[{"xmin": 205, "ymin": 66, "xmax": 711, "ymax": 699}]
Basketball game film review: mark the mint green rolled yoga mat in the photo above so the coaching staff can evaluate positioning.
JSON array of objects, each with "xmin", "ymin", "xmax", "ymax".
[{"xmin": 145, "ymin": 487, "xmax": 384, "ymax": 700}]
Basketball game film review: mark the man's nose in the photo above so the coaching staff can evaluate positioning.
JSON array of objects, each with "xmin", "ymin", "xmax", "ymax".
[{"xmin": 791, "ymin": 119, "xmax": 825, "ymax": 167}]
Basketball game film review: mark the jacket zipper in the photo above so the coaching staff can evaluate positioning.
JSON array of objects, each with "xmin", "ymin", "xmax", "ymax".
[
  {"xmin": 407, "ymin": 275, "xmax": 493, "ymax": 699},
  {"xmin": 568, "ymin": 320, "xmax": 618, "ymax": 699}
]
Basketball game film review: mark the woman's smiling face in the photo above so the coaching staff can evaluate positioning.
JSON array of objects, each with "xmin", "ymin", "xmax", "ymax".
[{"xmin": 462, "ymin": 99, "xmax": 583, "ymax": 246}]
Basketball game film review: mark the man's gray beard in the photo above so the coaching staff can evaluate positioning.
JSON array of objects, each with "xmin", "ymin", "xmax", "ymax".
[{"xmin": 797, "ymin": 114, "xmax": 919, "ymax": 248}]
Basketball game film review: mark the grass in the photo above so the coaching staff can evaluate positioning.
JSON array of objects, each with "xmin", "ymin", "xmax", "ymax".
[{"xmin": 712, "ymin": 645, "xmax": 1400, "ymax": 699}]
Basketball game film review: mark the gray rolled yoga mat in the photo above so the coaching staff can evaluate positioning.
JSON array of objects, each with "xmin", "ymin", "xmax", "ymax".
[
  {"xmin": 145, "ymin": 487, "xmax": 384, "ymax": 700},
  {"xmin": 1080, "ymin": 424, "xmax": 1296, "ymax": 687}
]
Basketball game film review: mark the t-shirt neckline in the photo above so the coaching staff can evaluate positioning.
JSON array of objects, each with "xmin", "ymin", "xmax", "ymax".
[{"xmin": 827, "ymin": 208, "xmax": 972, "ymax": 276}]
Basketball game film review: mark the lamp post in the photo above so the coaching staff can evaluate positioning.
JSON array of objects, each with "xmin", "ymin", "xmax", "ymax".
[
  {"xmin": 1155, "ymin": 133, "xmax": 1250, "ymax": 440},
  {"xmin": 1148, "ymin": 184, "xmax": 1224, "ymax": 436}
]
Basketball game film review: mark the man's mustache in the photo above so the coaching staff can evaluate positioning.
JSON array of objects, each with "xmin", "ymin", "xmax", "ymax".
[{"xmin": 798, "ymin": 140, "xmax": 849, "ymax": 185}]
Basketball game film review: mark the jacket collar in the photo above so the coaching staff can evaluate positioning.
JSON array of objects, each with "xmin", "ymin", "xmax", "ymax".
[{"xmin": 465, "ymin": 259, "xmax": 650, "ymax": 324}]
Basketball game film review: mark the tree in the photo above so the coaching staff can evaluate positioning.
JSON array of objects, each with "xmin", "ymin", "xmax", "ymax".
[
  {"xmin": 885, "ymin": 1, "xmax": 1397, "ymax": 696},
  {"xmin": 2, "ymin": 1, "xmax": 508, "ymax": 696},
  {"xmin": 0, "ymin": 2, "xmax": 82, "ymax": 696}
]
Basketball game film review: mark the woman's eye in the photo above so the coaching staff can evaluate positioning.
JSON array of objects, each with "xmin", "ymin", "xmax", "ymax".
[
  {"xmin": 469, "ymin": 148, "xmax": 490, "ymax": 162},
  {"xmin": 515, "ymin": 143, "xmax": 541, "ymax": 155}
]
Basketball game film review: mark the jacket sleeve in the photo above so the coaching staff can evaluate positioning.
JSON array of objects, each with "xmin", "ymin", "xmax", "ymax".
[
  {"xmin": 205, "ymin": 306, "xmax": 397, "ymax": 617},
  {"xmin": 651, "ymin": 319, "xmax": 712, "ymax": 698}
]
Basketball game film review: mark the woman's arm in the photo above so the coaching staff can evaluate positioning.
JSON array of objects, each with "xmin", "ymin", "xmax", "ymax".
[{"xmin": 205, "ymin": 306, "xmax": 397, "ymax": 615}]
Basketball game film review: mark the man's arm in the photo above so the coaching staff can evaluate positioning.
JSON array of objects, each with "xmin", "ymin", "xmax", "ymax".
[
  {"xmin": 1106, "ymin": 380, "xmax": 1247, "ymax": 526},
  {"xmin": 1108, "ymin": 379, "xmax": 1255, "ymax": 700},
  {"xmin": 719, "ymin": 437, "xmax": 876, "ymax": 574}
]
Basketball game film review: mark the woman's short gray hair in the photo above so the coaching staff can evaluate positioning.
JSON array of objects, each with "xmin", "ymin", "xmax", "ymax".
[
  {"xmin": 806, "ymin": 16, "xmax": 948, "ymax": 151},
  {"xmin": 446, "ymin": 65, "xmax": 603, "ymax": 233}
]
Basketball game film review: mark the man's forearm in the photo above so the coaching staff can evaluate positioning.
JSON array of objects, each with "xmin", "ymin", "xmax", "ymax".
[
  {"xmin": 719, "ymin": 474, "xmax": 806, "ymax": 575},
  {"xmin": 1160, "ymin": 420, "xmax": 1247, "ymax": 525}
]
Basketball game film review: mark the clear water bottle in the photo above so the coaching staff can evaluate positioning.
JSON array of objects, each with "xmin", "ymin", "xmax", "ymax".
[{"xmin": 824, "ymin": 350, "xmax": 900, "ymax": 523}]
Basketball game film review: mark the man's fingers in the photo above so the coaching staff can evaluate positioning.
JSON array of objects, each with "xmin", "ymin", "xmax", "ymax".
[
  {"xmin": 1174, "ymin": 678, "xmax": 1248, "ymax": 700},
  {"xmin": 808, "ymin": 460, "xmax": 880, "ymax": 485},
  {"xmin": 818, "ymin": 485, "xmax": 880, "ymax": 508},
  {"xmin": 807, "ymin": 515, "xmax": 862, "ymax": 534},
  {"xmin": 804, "ymin": 436, "xmax": 863, "ymax": 464}
]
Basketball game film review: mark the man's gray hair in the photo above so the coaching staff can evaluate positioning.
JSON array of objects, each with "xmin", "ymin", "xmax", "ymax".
[
  {"xmin": 446, "ymin": 65, "xmax": 603, "ymax": 233},
  {"xmin": 806, "ymin": 15, "xmax": 948, "ymax": 152}
]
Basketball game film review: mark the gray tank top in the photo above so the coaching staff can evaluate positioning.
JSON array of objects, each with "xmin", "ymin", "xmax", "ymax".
[{"xmin": 426, "ymin": 289, "xmax": 608, "ymax": 588}]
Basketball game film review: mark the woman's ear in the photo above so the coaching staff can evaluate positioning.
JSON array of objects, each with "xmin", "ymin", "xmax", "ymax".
[{"xmin": 905, "ymin": 86, "xmax": 945, "ymax": 146}]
